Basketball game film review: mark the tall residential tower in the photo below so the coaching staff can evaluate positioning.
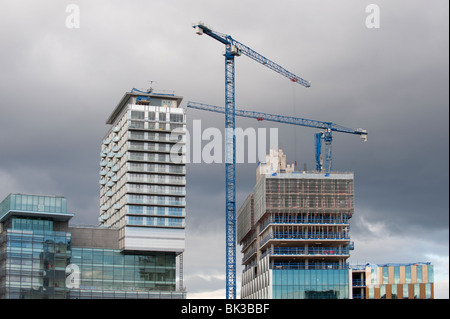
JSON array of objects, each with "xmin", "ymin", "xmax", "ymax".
[{"xmin": 99, "ymin": 89, "xmax": 186, "ymax": 285}]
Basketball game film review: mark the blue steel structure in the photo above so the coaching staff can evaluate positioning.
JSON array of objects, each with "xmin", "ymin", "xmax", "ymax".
[
  {"xmin": 193, "ymin": 22, "xmax": 310, "ymax": 299},
  {"xmin": 186, "ymin": 101, "xmax": 368, "ymax": 173}
]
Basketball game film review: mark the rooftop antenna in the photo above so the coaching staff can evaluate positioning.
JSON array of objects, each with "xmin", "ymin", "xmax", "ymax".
[{"xmin": 147, "ymin": 81, "xmax": 157, "ymax": 93}]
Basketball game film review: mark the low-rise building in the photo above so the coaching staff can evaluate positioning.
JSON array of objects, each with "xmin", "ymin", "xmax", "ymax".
[{"xmin": 0, "ymin": 193, "xmax": 185, "ymax": 299}]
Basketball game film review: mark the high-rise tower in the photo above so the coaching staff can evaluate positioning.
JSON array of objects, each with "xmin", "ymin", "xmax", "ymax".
[{"xmin": 99, "ymin": 89, "xmax": 186, "ymax": 286}]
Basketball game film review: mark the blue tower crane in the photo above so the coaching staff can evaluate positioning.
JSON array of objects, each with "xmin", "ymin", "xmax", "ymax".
[
  {"xmin": 186, "ymin": 101, "xmax": 368, "ymax": 173},
  {"xmin": 193, "ymin": 22, "xmax": 310, "ymax": 299}
]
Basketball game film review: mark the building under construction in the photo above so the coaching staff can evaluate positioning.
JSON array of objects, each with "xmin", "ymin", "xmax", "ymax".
[
  {"xmin": 238, "ymin": 149, "xmax": 434, "ymax": 299},
  {"xmin": 238, "ymin": 149, "xmax": 354, "ymax": 299}
]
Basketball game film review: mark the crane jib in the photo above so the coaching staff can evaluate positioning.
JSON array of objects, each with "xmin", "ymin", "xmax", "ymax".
[{"xmin": 193, "ymin": 23, "xmax": 311, "ymax": 88}]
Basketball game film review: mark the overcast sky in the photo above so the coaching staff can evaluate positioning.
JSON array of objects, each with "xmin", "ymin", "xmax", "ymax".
[{"xmin": 0, "ymin": 0, "xmax": 448, "ymax": 298}]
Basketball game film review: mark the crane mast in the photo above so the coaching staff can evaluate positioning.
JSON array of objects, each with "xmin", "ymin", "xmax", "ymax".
[{"xmin": 193, "ymin": 22, "xmax": 310, "ymax": 299}]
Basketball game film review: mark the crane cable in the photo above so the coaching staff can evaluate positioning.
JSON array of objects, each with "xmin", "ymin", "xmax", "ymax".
[{"xmin": 292, "ymin": 82, "xmax": 298, "ymax": 170}]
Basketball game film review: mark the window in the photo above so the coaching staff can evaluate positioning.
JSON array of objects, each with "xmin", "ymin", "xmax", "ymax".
[
  {"xmin": 383, "ymin": 267, "xmax": 389, "ymax": 284},
  {"xmin": 162, "ymin": 99, "xmax": 173, "ymax": 107},
  {"xmin": 157, "ymin": 218, "xmax": 165, "ymax": 226},
  {"xmin": 168, "ymin": 207, "xmax": 183, "ymax": 216},
  {"xmin": 129, "ymin": 142, "xmax": 144, "ymax": 151},
  {"xmin": 170, "ymin": 114, "xmax": 183, "ymax": 123},
  {"xmin": 371, "ymin": 268, "xmax": 377, "ymax": 284},
  {"xmin": 405, "ymin": 266, "xmax": 411, "ymax": 284},
  {"xmin": 128, "ymin": 216, "xmax": 143, "ymax": 225},
  {"xmin": 428, "ymin": 265, "xmax": 434, "ymax": 283},
  {"xmin": 130, "ymin": 120, "xmax": 144, "ymax": 129},
  {"xmin": 380, "ymin": 285, "xmax": 386, "ymax": 299},
  {"xmin": 394, "ymin": 266, "xmax": 400, "ymax": 284},
  {"xmin": 391, "ymin": 284, "xmax": 398, "ymax": 299},
  {"xmin": 416, "ymin": 266, "xmax": 423, "ymax": 283},
  {"xmin": 368, "ymin": 286, "xmax": 374, "ymax": 299},
  {"xmin": 128, "ymin": 206, "xmax": 143, "ymax": 214},
  {"xmin": 425, "ymin": 283, "xmax": 431, "ymax": 299},
  {"xmin": 150, "ymin": 98, "xmax": 162, "ymax": 107},
  {"xmin": 131, "ymin": 111, "xmax": 144, "ymax": 120},
  {"xmin": 403, "ymin": 284, "xmax": 409, "ymax": 299},
  {"xmin": 414, "ymin": 284, "xmax": 420, "ymax": 299}
]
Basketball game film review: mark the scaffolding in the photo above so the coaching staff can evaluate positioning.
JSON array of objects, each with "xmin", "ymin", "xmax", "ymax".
[{"xmin": 240, "ymin": 172, "xmax": 354, "ymax": 273}]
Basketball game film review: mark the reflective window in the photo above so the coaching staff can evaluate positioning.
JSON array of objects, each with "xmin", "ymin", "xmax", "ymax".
[
  {"xmin": 130, "ymin": 111, "xmax": 144, "ymax": 120},
  {"xmin": 403, "ymin": 284, "xmax": 409, "ymax": 299},
  {"xmin": 1, "ymin": 227, "xmax": 71, "ymax": 299},
  {"xmin": 405, "ymin": 266, "xmax": 411, "ymax": 283},
  {"xmin": 383, "ymin": 267, "xmax": 389, "ymax": 284},
  {"xmin": 394, "ymin": 266, "xmax": 400, "ymax": 284},
  {"xmin": 170, "ymin": 114, "xmax": 183, "ymax": 123},
  {"xmin": 368, "ymin": 286, "xmax": 374, "ymax": 299},
  {"xmin": 380, "ymin": 285, "xmax": 386, "ymax": 299},
  {"xmin": 1, "ymin": 194, "xmax": 67, "ymax": 216},
  {"xmin": 391, "ymin": 284, "xmax": 398, "ymax": 299},
  {"xmin": 428, "ymin": 265, "xmax": 434, "ymax": 283},
  {"xmin": 416, "ymin": 266, "xmax": 423, "ymax": 283},
  {"xmin": 425, "ymin": 283, "xmax": 431, "ymax": 299},
  {"xmin": 1, "ymin": 218, "xmax": 183, "ymax": 299},
  {"xmin": 272, "ymin": 269, "xmax": 349, "ymax": 299},
  {"xmin": 414, "ymin": 284, "xmax": 420, "ymax": 299}
]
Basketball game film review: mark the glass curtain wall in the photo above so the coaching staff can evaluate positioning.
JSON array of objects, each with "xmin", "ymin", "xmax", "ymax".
[
  {"xmin": 68, "ymin": 248, "xmax": 181, "ymax": 299},
  {"xmin": 272, "ymin": 269, "xmax": 349, "ymax": 299},
  {"xmin": 0, "ymin": 217, "xmax": 183, "ymax": 299},
  {"xmin": 0, "ymin": 217, "xmax": 71, "ymax": 299}
]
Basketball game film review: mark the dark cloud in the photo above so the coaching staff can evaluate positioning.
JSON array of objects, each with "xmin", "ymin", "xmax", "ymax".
[{"xmin": 0, "ymin": 0, "xmax": 448, "ymax": 298}]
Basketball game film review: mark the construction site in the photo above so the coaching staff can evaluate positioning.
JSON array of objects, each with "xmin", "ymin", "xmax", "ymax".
[
  {"xmin": 187, "ymin": 22, "xmax": 434, "ymax": 299},
  {"xmin": 237, "ymin": 149, "xmax": 354, "ymax": 298},
  {"xmin": 0, "ymin": 10, "xmax": 440, "ymax": 300}
]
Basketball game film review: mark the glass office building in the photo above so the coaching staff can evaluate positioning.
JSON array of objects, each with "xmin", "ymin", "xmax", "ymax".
[
  {"xmin": 0, "ymin": 194, "xmax": 73, "ymax": 298},
  {"xmin": 0, "ymin": 194, "xmax": 185, "ymax": 299}
]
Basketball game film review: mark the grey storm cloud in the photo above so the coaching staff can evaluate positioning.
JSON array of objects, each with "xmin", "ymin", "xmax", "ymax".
[{"xmin": 0, "ymin": 0, "xmax": 448, "ymax": 298}]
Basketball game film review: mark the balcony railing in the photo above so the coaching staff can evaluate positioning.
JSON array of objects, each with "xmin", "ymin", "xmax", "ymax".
[
  {"xmin": 352, "ymin": 279, "xmax": 366, "ymax": 287},
  {"xmin": 261, "ymin": 231, "xmax": 350, "ymax": 247},
  {"xmin": 127, "ymin": 198, "xmax": 186, "ymax": 206},
  {"xmin": 128, "ymin": 132, "xmax": 183, "ymax": 143},
  {"xmin": 242, "ymin": 247, "xmax": 257, "ymax": 263},
  {"xmin": 128, "ymin": 164, "xmax": 185, "ymax": 175},
  {"xmin": 270, "ymin": 247, "xmax": 350, "ymax": 256},
  {"xmin": 271, "ymin": 262, "xmax": 349, "ymax": 270},
  {"xmin": 128, "ymin": 143, "xmax": 174, "ymax": 153},
  {"xmin": 260, "ymin": 216, "xmax": 349, "ymax": 231},
  {"xmin": 127, "ymin": 185, "xmax": 186, "ymax": 196},
  {"xmin": 127, "ymin": 176, "xmax": 185, "ymax": 185}
]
